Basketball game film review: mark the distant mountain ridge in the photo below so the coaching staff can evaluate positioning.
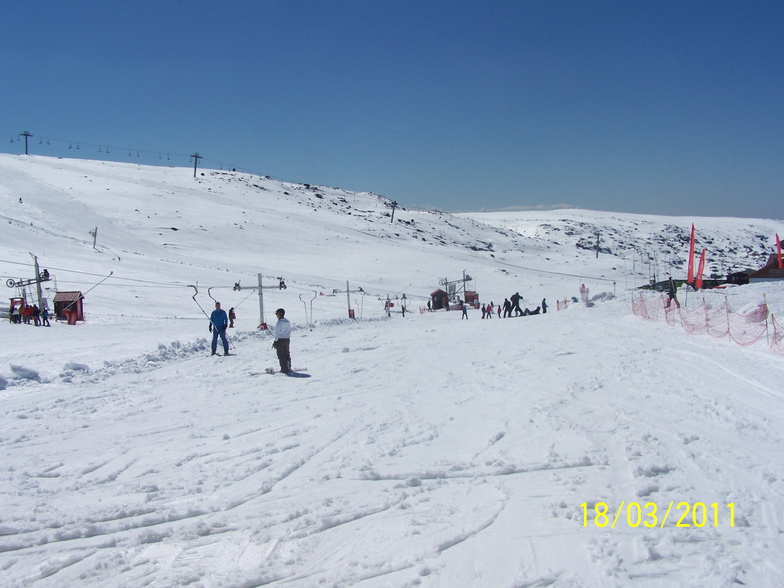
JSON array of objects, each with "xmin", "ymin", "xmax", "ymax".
[{"xmin": 1, "ymin": 154, "xmax": 781, "ymax": 295}]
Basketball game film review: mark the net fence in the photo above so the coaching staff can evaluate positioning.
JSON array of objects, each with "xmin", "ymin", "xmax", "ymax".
[{"xmin": 632, "ymin": 293, "xmax": 781, "ymax": 354}]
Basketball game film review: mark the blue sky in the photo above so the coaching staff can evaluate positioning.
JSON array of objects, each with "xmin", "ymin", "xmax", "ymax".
[{"xmin": 2, "ymin": 1, "xmax": 782, "ymax": 218}]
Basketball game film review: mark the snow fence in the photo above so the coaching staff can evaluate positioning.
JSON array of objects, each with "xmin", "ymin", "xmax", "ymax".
[{"xmin": 632, "ymin": 293, "xmax": 784, "ymax": 355}]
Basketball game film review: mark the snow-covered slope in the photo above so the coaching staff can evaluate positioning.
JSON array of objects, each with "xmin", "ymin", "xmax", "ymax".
[{"xmin": 1, "ymin": 155, "xmax": 784, "ymax": 587}]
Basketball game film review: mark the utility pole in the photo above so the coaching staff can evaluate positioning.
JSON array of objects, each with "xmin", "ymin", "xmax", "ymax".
[
  {"xmin": 90, "ymin": 227, "xmax": 98, "ymax": 249},
  {"xmin": 20, "ymin": 131, "xmax": 32, "ymax": 155},
  {"xmin": 390, "ymin": 201, "xmax": 397, "ymax": 223},
  {"xmin": 191, "ymin": 153, "xmax": 202, "ymax": 178},
  {"xmin": 596, "ymin": 231, "xmax": 601, "ymax": 258}
]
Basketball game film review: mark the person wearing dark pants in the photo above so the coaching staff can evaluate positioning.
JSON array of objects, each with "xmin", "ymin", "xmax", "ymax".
[
  {"xmin": 210, "ymin": 301, "xmax": 230, "ymax": 356},
  {"xmin": 273, "ymin": 308, "xmax": 291, "ymax": 373}
]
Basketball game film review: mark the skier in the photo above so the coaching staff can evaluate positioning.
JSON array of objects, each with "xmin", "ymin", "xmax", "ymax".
[
  {"xmin": 541, "ymin": 298, "xmax": 548, "ymax": 314},
  {"xmin": 502, "ymin": 298, "xmax": 512, "ymax": 318},
  {"xmin": 228, "ymin": 307, "xmax": 236, "ymax": 328},
  {"xmin": 272, "ymin": 308, "xmax": 292, "ymax": 373},
  {"xmin": 461, "ymin": 302, "xmax": 468, "ymax": 319},
  {"xmin": 209, "ymin": 301, "xmax": 230, "ymax": 356}
]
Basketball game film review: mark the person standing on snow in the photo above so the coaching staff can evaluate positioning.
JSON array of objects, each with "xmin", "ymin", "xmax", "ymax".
[
  {"xmin": 272, "ymin": 308, "xmax": 292, "ymax": 373},
  {"xmin": 210, "ymin": 301, "xmax": 230, "ymax": 356},
  {"xmin": 510, "ymin": 292, "xmax": 523, "ymax": 316},
  {"xmin": 665, "ymin": 277, "xmax": 681, "ymax": 309},
  {"xmin": 502, "ymin": 298, "xmax": 512, "ymax": 318}
]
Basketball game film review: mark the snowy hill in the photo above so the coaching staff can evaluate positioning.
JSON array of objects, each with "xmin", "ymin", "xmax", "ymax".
[{"xmin": 1, "ymin": 154, "xmax": 784, "ymax": 587}]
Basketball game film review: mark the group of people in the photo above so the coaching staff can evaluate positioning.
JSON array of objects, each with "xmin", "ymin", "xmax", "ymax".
[
  {"xmin": 460, "ymin": 292, "xmax": 548, "ymax": 319},
  {"xmin": 208, "ymin": 302, "xmax": 292, "ymax": 373},
  {"xmin": 9, "ymin": 304, "xmax": 51, "ymax": 326}
]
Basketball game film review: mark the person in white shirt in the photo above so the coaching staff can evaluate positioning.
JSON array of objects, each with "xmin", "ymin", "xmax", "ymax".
[{"xmin": 272, "ymin": 308, "xmax": 291, "ymax": 373}]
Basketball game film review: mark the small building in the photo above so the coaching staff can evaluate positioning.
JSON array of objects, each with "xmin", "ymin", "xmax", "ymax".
[
  {"xmin": 726, "ymin": 269, "xmax": 755, "ymax": 285},
  {"xmin": 430, "ymin": 289, "xmax": 449, "ymax": 310},
  {"xmin": 53, "ymin": 291, "xmax": 84, "ymax": 322},
  {"xmin": 464, "ymin": 291, "xmax": 479, "ymax": 306},
  {"xmin": 747, "ymin": 254, "xmax": 784, "ymax": 283}
]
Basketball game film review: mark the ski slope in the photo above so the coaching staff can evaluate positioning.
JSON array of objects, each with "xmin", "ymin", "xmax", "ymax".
[{"xmin": 1, "ymin": 155, "xmax": 783, "ymax": 587}]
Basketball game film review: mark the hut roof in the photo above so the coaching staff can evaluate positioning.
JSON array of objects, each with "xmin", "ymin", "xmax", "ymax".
[{"xmin": 53, "ymin": 291, "xmax": 83, "ymax": 303}]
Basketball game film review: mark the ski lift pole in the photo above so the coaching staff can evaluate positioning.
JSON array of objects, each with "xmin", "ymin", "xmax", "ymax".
[
  {"xmin": 299, "ymin": 291, "xmax": 317, "ymax": 330},
  {"xmin": 232, "ymin": 274, "xmax": 286, "ymax": 330},
  {"xmin": 338, "ymin": 281, "xmax": 364, "ymax": 318},
  {"xmin": 62, "ymin": 270, "xmax": 115, "ymax": 314}
]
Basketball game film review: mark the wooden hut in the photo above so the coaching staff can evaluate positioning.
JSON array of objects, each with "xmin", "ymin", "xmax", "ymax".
[
  {"xmin": 430, "ymin": 289, "xmax": 449, "ymax": 310},
  {"xmin": 53, "ymin": 291, "xmax": 84, "ymax": 322}
]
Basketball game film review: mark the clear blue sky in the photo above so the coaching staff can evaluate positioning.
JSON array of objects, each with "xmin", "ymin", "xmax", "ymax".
[{"xmin": 2, "ymin": 1, "xmax": 782, "ymax": 218}]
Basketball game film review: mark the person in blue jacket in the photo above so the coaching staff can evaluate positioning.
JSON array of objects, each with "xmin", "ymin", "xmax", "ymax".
[{"xmin": 209, "ymin": 301, "xmax": 230, "ymax": 356}]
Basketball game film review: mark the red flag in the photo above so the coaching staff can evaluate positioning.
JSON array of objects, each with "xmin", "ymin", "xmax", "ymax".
[
  {"xmin": 777, "ymin": 233, "xmax": 782, "ymax": 269},
  {"xmin": 695, "ymin": 249, "xmax": 706, "ymax": 289},
  {"xmin": 687, "ymin": 224, "xmax": 696, "ymax": 283}
]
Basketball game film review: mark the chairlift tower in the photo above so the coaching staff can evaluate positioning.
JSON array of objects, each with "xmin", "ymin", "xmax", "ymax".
[
  {"xmin": 191, "ymin": 152, "xmax": 202, "ymax": 178},
  {"xmin": 20, "ymin": 131, "xmax": 32, "ymax": 155}
]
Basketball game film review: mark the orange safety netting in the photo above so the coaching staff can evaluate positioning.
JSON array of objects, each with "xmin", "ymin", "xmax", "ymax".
[
  {"xmin": 632, "ymin": 293, "xmax": 772, "ymax": 350},
  {"xmin": 771, "ymin": 314, "xmax": 784, "ymax": 356},
  {"xmin": 631, "ymin": 293, "xmax": 663, "ymax": 321}
]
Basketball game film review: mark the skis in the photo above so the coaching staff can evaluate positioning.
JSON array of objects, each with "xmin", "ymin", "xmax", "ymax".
[{"xmin": 249, "ymin": 367, "xmax": 309, "ymax": 377}]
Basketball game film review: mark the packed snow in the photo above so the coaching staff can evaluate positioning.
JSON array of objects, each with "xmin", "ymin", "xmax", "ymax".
[{"xmin": 1, "ymin": 154, "xmax": 783, "ymax": 587}]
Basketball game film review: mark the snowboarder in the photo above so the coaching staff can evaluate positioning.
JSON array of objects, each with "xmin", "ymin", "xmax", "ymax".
[
  {"xmin": 272, "ymin": 308, "xmax": 291, "ymax": 373},
  {"xmin": 510, "ymin": 292, "xmax": 523, "ymax": 316},
  {"xmin": 209, "ymin": 301, "xmax": 230, "ymax": 356}
]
